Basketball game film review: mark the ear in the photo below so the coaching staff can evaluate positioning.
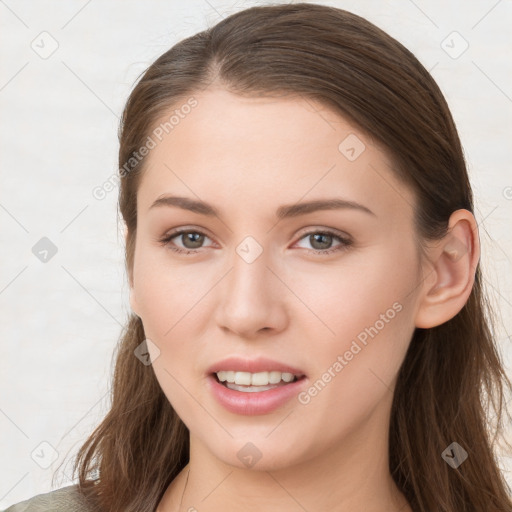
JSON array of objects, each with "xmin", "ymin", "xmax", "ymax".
[{"xmin": 414, "ymin": 209, "xmax": 480, "ymax": 328}]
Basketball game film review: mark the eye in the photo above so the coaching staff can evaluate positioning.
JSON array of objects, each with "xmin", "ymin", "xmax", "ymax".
[
  {"xmin": 294, "ymin": 229, "xmax": 352, "ymax": 256},
  {"xmin": 158, "ymin": 227, "xmax": 352, "ymax": 256},
  {"xmin": 158, "ymin": 229, "xmax": 214, "ymax": 255}
]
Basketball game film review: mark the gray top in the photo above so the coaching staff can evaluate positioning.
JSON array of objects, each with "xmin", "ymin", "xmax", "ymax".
[{"xmin": 2, "ymin": 485, "xmax": 96, "ymax": 512}]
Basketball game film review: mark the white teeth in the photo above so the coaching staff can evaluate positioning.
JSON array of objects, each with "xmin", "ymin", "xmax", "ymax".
[
  {"xmin": 269, "ymin": 371, "xmax": 282, "ymax": 384},
  {"xmin": 215, "ymin": 371, "xmax": 236, "ymax": 383},
  {"xmin": 225, "ymin": 383, "xmax": 278, "ymax": 392},
  {"xmin": 251, "ymin": 371, "xmax": 269, "ymax": 386},
  {"xmin": 281, "ymin": 373, "xmax": 295, "ymax": 383},
  {"xmin": 215, "ymin": 370, "xmax": 298, "ymax": 386},
  {"xmin": 235, "ymin": 371, "xmax": 251, "ymax": 386}
]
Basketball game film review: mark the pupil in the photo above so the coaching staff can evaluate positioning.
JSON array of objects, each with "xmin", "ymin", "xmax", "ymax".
[
  {"xmin": 311, "ymin": 233, "xmax": 332, "ymax": 250},
  {"xmin": 184, "ymin": 232, "xmax": 204, "ymax": 249}
]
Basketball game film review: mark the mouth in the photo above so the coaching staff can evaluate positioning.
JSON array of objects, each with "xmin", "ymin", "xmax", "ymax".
[
  {"xmin": 206, "ymin": 357, "xmax": 308, "ymax": 414},
  {"xmin": 207, "ymin": 370, "xmax": 308, "ymax": 415},
  {"xmin": 212, "ymin": 370, "xmax": 307, "ymax": 393},
  {"xmin": 212, "ymin": 370, "xmax": 305, "ymax": 393}
]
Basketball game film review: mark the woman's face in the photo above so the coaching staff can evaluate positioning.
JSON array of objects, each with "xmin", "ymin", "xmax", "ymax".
[{"xmin": 130, "ymin": 88, "xmax": 425, "ymax": 471}]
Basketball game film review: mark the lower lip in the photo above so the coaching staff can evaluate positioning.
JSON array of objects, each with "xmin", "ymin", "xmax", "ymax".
[{"xmin": 207, "ymin": 374, "xmax": 307, "ymax": 415}]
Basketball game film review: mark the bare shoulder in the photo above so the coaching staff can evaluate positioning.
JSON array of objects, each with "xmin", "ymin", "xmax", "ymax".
[{"xmin": 2, "ymin": 484, "xmax": 98, "ymax": 512}]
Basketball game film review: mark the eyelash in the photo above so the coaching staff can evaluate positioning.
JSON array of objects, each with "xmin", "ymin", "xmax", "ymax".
[{"xmin": 158, "ymin": 228, "xmax": 353, "ymax": 257}]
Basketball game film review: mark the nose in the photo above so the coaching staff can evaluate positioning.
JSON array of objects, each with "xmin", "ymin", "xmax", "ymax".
[{"xmin": 214, "ymin": 240, "xmax": 288, "ymax": 339}]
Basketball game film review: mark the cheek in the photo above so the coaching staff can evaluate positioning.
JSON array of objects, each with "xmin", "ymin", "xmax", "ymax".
[
  {"xmin": 292, "ymin": 248, "xmax": 418, "ymax": 399},
  {"xmin": 134, "ymin": 236, "xmax": 419, "ymax": 359},
  {"xmin": 133, "ymin": 251, "xmax": 207, "ymax": 423},
  {"xmin": 291, "ymin": 248, "xmax": 417, "ymax": 338},
  {"xmin": 296, "ymin": 307, "xmax": 415, "ymax": 448},
  {"xmin": 132, "ymin": 246, "xmax": 213, "ymax": 404},
  {"xmin": 133, "ymin": 246, "xmax": 204, "ymax": 335}
]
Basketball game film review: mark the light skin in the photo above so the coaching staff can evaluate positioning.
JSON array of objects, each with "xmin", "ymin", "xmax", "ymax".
[{"xmin": 128, "ymin": 88, "xmax": 480, "ymax": 511}]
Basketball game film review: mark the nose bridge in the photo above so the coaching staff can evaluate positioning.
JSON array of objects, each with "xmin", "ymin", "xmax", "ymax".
[
  {"xmin": 215, "ymin": 233, "xmax": 284, "ymax": 335},
  {"xmin": 228, "ymin": 234, "xmax": 272, "ymax": 303}
]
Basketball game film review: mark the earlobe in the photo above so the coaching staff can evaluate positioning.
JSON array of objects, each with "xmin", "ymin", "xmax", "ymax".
[{"xmin": 414, "ymin": 209, "xmax": 480, "ymax": 329}]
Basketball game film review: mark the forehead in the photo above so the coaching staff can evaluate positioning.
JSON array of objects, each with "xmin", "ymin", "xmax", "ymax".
[{"xmin": 136, "ymin": 88, "xmax": 415, "ymax": 221}]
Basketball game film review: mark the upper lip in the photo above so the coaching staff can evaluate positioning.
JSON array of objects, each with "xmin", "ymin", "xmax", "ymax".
[{"xmin": 207, "ymin": 356, "xmax": 306, "ymax": 377}]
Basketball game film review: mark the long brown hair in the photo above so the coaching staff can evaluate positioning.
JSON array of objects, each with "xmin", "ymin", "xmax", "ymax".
[{"xmin": 61, "ymin": 3, "xmax": 512, "ymax": 511}]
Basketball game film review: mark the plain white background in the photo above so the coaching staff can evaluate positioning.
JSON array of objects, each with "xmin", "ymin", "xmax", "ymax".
[{"xmin": 1, "ymin": 0, "xmax": 511, "ymax": 508}]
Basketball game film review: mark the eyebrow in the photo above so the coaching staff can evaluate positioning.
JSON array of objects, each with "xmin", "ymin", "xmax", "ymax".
[{"xmin": 149, "ymin": 195, "xmax": 376, "ymax": 218}]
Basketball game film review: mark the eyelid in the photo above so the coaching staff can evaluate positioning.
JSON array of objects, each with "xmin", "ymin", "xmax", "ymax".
[
  {"xmin": 158, "ymin": 226, "xmax": 217, "ymax": 249},
  {"xmin": 294, "ymin": 225, "xmax": 351, "ymax": 241},
  {"xmin": 292, "ymin": 228, "xmax": 353, "ymax": 254},
  {"xmin": 159, "ymin": 225, "xmax": 215, "ymax": 241},
  {"xmin": 160, "ymin": 225, "xmax": 350, "ymax": 241},
  {"xmin": 157, "ymin": 226, "xmax": 354, "ymax": 258}
]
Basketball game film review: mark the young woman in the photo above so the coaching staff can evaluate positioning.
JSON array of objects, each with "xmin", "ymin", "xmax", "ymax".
[{"xmin": 6, "ymin": 3, "xmax": 511, "ymax": 511}]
